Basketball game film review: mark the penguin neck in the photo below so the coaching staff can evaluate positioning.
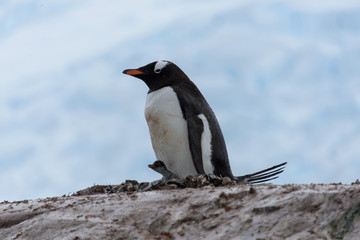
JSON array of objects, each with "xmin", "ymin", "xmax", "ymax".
[
  {"xmin": 145, "ymin": 71, "xmax": 193, "ymax": 93},
  {"xmin": 145, "ymin": 78, "xmax": 171, "ymax": 93}
]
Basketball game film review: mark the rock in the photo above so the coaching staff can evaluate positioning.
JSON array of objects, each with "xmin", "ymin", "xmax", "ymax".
[
  {"xmin": 1, "ymin": 184, "xmax": 360, "ymax": 239},
  {"xmin": 72, "ymin": 174, "xmax": 241, "ymax": 196}
]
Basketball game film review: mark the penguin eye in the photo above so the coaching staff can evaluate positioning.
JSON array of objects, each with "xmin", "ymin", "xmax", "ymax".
[{"xmin": 154, "ymin": 60, "xmax": 168, "ymax": 74}]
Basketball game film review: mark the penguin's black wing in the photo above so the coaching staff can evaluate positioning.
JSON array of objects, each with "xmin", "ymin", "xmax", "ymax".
[
  {"xmin": 172, "ymin": 85, "xmax": 206, "ymax": 174},
  {"xmin": 186, "ymin": 114, "xmax": 206, "ymax": 174},
  {"xmin": 236, "ymin": 162, "xmax": 287, "ymax": 184}
]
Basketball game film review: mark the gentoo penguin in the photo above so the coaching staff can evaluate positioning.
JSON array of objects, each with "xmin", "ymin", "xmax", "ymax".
[
  {"xmin": 148, "ymin": 160, "xmax": 180, "ymax": 181},
  {"xmin": 123, "ymin": 60, "xmax": 286, "ymax": 184}
]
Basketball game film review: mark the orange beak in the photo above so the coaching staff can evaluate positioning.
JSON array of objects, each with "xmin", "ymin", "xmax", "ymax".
[
  {"xmin": 123, "ymin": 69, "xmax": 144, "ymax": 76},
  {"xmin": 148, "ymin": 164, "xmax": 155, "ymax": 169}
]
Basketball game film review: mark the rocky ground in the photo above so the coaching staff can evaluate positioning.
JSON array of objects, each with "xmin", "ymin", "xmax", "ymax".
[{"xmin": 1, "ymin": 177, "xmax": 360, "ymax": 240}]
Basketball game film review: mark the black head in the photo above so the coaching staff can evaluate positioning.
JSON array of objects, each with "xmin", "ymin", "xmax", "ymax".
[
  {"xmin": 148, "ymin": 160, "xmax": 167, "ymax": 170},
  {"xmin": 123, "ymin": 60, "xmax": 190, "ymax": 92}
]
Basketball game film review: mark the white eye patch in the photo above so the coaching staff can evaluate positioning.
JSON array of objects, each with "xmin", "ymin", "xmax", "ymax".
[{"xmin": 154, "ymin": 60, "xmax": 168, "ymax": 74}]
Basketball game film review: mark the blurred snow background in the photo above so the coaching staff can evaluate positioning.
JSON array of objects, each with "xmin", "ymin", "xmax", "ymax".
[{"xmin": 1, "ymin": 0, "xmax": 360, "ymax": 201}]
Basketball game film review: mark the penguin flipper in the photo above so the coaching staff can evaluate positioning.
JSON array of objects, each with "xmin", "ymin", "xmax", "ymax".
[
  {"xmin": 236, "ymin": 162, "xmax": 287, "ymax": 184},
  {"xmin": 173, "ymin": 84, "xmax": 207, "ymax": 175},
  {"xmin": 186, "ymin": 115, "xmax": 206, "ymax": 174}
]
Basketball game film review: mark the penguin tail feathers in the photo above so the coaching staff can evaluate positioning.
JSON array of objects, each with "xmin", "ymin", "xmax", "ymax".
[{"xmin": 235, "ymin": 162, "xmax": 287, "ymax": 184}]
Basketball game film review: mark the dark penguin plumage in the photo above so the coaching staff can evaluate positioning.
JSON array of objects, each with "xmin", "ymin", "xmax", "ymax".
[{"xmin": 123, "ymin": 60, "xmax": 286, "ymax": 183}]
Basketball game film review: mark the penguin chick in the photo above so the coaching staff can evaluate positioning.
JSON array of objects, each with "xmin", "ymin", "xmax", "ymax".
[{"xmin": 148, "ymin": 160, "xmax": 180, "ymax": 181}]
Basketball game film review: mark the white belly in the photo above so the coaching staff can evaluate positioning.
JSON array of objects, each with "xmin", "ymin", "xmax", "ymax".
[{"xmin": 145, "ymin": 86, "xmax": 197, "ymax": 178}]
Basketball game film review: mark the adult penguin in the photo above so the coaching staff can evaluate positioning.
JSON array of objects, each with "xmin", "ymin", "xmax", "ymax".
[{"xmin": 123, "ymin": 60, "xmax": 286, "ymax": 184}]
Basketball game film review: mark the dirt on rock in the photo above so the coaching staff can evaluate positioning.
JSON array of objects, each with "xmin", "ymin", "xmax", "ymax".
[{"xmin": 1, "ymin": 181, "xmax": 360, "ymax": 239}]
